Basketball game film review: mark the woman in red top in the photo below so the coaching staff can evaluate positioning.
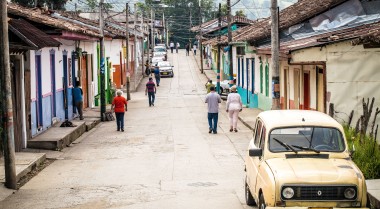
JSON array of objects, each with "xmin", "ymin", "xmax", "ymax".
[{"xmin": 111, "ymin": 91, "xmax": 128, "ymax": 132}]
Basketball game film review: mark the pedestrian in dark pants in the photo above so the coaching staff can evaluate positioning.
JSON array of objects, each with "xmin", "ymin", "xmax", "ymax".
[
  {"xmin": 145, "ymin": 77, "xmax": 157, "ymax": 106},
  {"xmin": 205, "ymin": 86, "xmax": 221, "ymax": 134},
  {"xmin": 73, "ymin": 81, "xmax": 84, "ymax": 120},
  {"xmin": 170, "ymin": 41, "xmax": 174, "ymax": 53},
  {"xmin": 111, "ymin": 90, "xmax": 128, "ymax": 132},
  {"xmin": 153, "ymin": 64, "xmax": 161, "ymax": 86},
  {"xmin": 185, "ymin": 44, "xmax": 190, "ymax": 56},
  {"xmin": 193, "ymin": 45, "xmax": 197, "ymax": 55}
]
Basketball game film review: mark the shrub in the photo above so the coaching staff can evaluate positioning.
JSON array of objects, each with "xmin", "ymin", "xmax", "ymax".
[{"xmin": 344, "ymin": 125, "xmax": 380, "ymax": 179}]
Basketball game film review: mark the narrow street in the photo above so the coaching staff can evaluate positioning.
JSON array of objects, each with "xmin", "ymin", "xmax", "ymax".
[{"xmin": 0, "ymin": 50, "xmax": 254, "ymax": 209}]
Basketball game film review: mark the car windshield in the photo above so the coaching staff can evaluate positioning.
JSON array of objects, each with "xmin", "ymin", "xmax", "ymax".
[
  {"xmin": 158, "ymin": 62, "xmax": 171, "ymax": 67},
  {"xmin": 269, "ymin": 127, "xmax": 345, "ymax": 152},
  {"xmin": 152, "ymin": 57, "xmax": 163, "ymax": 62},
  {"xmin": 154, "ymin": 47, "xmax": 166, "ymax": 52}
]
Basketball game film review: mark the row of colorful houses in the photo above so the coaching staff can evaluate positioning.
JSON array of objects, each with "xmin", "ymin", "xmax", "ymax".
[
  {"xmin": 195, "ymin": 0, "xmax": 380, "ymax": 128},
  {"xmin": 6, "ymin": 3, "xmax": 150, "ymax": 151}
]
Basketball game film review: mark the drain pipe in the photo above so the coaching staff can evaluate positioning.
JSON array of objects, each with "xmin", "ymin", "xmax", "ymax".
[{"xmin": 287, "ymin": 58, "xmax": 327, "ymax": 113}]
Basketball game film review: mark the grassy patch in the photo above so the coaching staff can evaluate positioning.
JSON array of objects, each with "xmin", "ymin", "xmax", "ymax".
[{"xmin": 345, "ymin": 125, "xmax": 380, "ymax": 179}]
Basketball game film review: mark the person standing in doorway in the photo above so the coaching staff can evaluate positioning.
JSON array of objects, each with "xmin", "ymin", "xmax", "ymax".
[
  {"xmin": 205, "ymin": 86, "xmax": 221, "ymax": 134},
  {"xmin": 176, "ymin": 42, "xmax": 180, "ymax": 53},
  {"xmin": 226, "ymin": 85, "xmax": 242, "ymax": 132},
  {"xmin": 153, "ymin": 64, "xmax": 161, "ymax": 86},
  {"xmin": 111, "ymin": 90, "xmax": 128, "ymax": 132},
  {"xmin": 193, "ymin": 44, "xmax": 197, "ymax": 55},
  {"xmin": 185, "ymin": 43, "xmax": 190, "ymax": 56},
  {"xmin": 170, "ymin": 41, "xmax": 174, "ymax": 53},
  {"xmin": 145, "ymin": 77, "xmax": 157, "ymax": 107},
  {"xmin": 73, "ymin": 81, "xmax": 84, "ymax": 120}
]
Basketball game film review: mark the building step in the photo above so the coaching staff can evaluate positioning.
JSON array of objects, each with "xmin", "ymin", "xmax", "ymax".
[{"xmin": 27, "ymin": 121, "xmax": 87, "ymax": 151}]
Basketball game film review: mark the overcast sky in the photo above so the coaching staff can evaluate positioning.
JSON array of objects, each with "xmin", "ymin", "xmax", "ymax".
[{"xmin": 65, "ymin": 0, "xmax": 298, "ymax": 19}]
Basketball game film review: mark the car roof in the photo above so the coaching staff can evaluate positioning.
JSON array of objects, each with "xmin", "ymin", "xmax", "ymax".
[
  {"xmin": 258, "ymin": 110, "xmax": 342, "ymax": 130},
  {"xmin": 158, "ymin": 61, "xmax": 170, "ymax": 64}
]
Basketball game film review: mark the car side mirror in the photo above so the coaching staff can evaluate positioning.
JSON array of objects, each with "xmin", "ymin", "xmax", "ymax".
[
  {"xmin": 349, "ymin": 144, "xmax": 355, "ymax": 158},
  {"xmin": 249, "ymin": 148, "xmax": 262, "ymax": 157}
]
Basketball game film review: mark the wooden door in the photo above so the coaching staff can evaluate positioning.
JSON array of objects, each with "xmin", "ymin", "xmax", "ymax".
[
  {"xmin": 81, "ymin": 55, "xmax": 88, "ymax": 108},
  {"xmin": 283, "ymin": 67, "xmax": 289, "ymax": 109},
  {"xmin": 25, "ymin": 68, "xmax": 31, "ymax": 142},
  {"xmin": 87, "ymin": 54, "xmax": 93, "ymax": 108},
  {"xmin": 294, "ymin": 69, "xmax": 300, "ymax": 109},
  {"xmin": 11, "ymin": 59, "xmax": 22, "ymax": 151},
  {"xmin": 303, "ymin": 72, "xmax": 310, "ymax": 110}
]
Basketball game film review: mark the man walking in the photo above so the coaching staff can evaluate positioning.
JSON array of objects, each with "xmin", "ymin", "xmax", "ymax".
[
  {"xmin": 73, "ymin": 81, "xmax": 84, "ymax": 120},
  {"xmin": 185, "ymin": 43, "xmax": 190, "ymax": 56},
  {"xmin": 176, "ymin": 42, "xmax": 180, "ymax": 53},
  {"xmin": 205, "ymin": 86, "xmax": 221, "ymax": 134},
  {"xmin": 170, "ymin": 41, "xmax": 174, "ymax": 53},
  {"xmin": 111, "ymin": 90, "xmax": 128, "ymax": 132},
  {"xmin": 153, "ymin": 64, "xmax": 161, "ymax": 86},
  {"xmin": 145, "ymin": 77, "xmax": 157, "ymax": 107}
]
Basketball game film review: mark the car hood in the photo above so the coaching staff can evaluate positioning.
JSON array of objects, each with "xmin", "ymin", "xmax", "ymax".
[
  {"xmin": 267, "ymin": 157, "xmax": 362, "ymax": 184},
  {"xmin": 159, "ymin": 66, "xmax": 172, "ymax": 70}
]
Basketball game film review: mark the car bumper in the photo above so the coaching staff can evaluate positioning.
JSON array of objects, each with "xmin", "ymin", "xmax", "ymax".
[
  {"xmin": 266, "ymin": 207, "xmax": 369, "ymax": 209},
  {"xmin": 160, "ymin": 71, "xmax": 173, "ymax": 77}
]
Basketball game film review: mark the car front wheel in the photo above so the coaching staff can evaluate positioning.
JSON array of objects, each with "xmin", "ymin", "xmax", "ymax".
[
  {"xmin": 245, "ymin": 179, "xmax": 256, "ymax": 206},
  {"xmin": 259, "ymin": 193, "xmax": 266, "ymax": 209}
]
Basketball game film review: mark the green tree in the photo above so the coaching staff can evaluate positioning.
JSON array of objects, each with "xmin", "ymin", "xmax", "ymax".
[
  {"xmin": 235, "ymin": 10, "xmax": 246, "ymax": 18},
  {"xmin": 85, "ymin": 0, "xmax": 112, "ymax": 12},
  {"xmin": 12, "ymin": 0, "xmax": 67, "ymax": 10}
]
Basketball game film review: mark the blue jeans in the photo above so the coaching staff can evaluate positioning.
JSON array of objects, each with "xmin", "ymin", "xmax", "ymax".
[
  {"xmin": 148, "ymin": 92, "xmax": 155, "ymax": 106},
  {"xmin": 155, "ymin": 75, "xmax": 160, "ymax": 86},
  {"xmin": 115, "ymin": 112, "xmax": 125, "ymax": 130},
  {"xmin": 208, "ymin": 113, "xmax": 218, "ymax": 132}
]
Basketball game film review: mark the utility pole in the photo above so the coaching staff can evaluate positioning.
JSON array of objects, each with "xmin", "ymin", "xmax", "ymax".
[
  {"xmin": 134, "ymin": 3, "xmax": 138, "ymax": 91},
  {"xmin": 216, "ymin": 3, "xmax": 221, "ymax": 94},
  {"xmin": 151, "ymin": 9, "xmax": 154, "ymax": 54},
  {"xmin": 125, "ymin": 3, "xmax": 131, "ymax": 100},
  {"xmin": 199, "ymin": 2, "xmax": 204, "ymax": 74},
  {"xmin": 227, "ymin": 0, "xmax": 233, "ymax": 83},
  {"xmin": 271, "ymin": 0, "xmax": 280, "ymax": 109},
  {"xmin": 0, "ymin": 0, "xmax": 16, "ymax": 189},
  {"xmin": 141, "ymin": 12, "xmax": 144, "ymax": 76},
  {"xmin": 99, "ymin": 0, "xmax": 106, "ymax": 121}
]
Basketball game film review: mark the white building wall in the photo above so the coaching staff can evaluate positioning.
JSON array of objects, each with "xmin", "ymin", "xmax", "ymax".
[
  {"xmin": 105, "ymin": 39, "xmax": 123, "ymax": 65},
  {"xmin": 28, "ymin": 51, "xmax": 36, "ymax": 100},
  {"xmin": 292, "ymin": 41, "xmax": 380, "ymax": 127}
]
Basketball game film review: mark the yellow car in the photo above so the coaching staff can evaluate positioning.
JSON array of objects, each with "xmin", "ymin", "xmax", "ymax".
[{"xmin": 245, "ymin": 110, "xmax": 368, "ymax": 209}]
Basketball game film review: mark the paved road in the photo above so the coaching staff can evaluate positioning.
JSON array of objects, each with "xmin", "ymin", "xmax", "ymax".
[{"xmin": 0, "ymin": 50, "xmax": 254, "ymax": 209}]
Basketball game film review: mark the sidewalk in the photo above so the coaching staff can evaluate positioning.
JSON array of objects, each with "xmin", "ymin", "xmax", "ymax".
[
  {"xmin": 191, "ymin": 53, "xmax": 380, "ymax": 209},
  {"xmin": 0, "ymin": 107, "xmax": 103, "ymax": 199}
]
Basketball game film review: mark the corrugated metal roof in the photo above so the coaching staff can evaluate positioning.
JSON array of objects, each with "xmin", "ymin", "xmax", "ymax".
[
  {"xmin": 256, "ymin": 20, "xmax": 380, "ymax": 53},
  {"xmin": 7, "ymin": 3, "xmax": 102, "ymax": 38},
  {"xmin": 191, "ymin": 15, "xmax": 255, "ymax": 32},
  {"xmin": 9, "ymin": 18, "xmax": 61, "ymax": 48},
  {"xmin": 204, "ymin": 0, "xmax": 349, "ymax": 46}
]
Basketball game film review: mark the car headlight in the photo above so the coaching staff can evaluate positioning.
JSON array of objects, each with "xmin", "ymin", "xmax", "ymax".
[
  {"xmin": 282, "ymin": 187, "xmax": 295, "ymax": 199},
  {"xmin": 344, "ymin": 187, "xmax": 356, "ymax": 199}
]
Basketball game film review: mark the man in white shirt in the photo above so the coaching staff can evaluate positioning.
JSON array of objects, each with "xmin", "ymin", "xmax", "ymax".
[{"xmin": 170, "ymin": 41, "xmax": 174, "ymax": 53}]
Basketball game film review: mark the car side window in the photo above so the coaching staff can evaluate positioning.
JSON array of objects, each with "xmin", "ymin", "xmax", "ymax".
[
  {"xmin": 259, "ymin": 126, "xmax": 266, "ymax": 149},
  {"xmin": 254, "ymin": 120, "xmax": 262, "ymax": 147}
]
